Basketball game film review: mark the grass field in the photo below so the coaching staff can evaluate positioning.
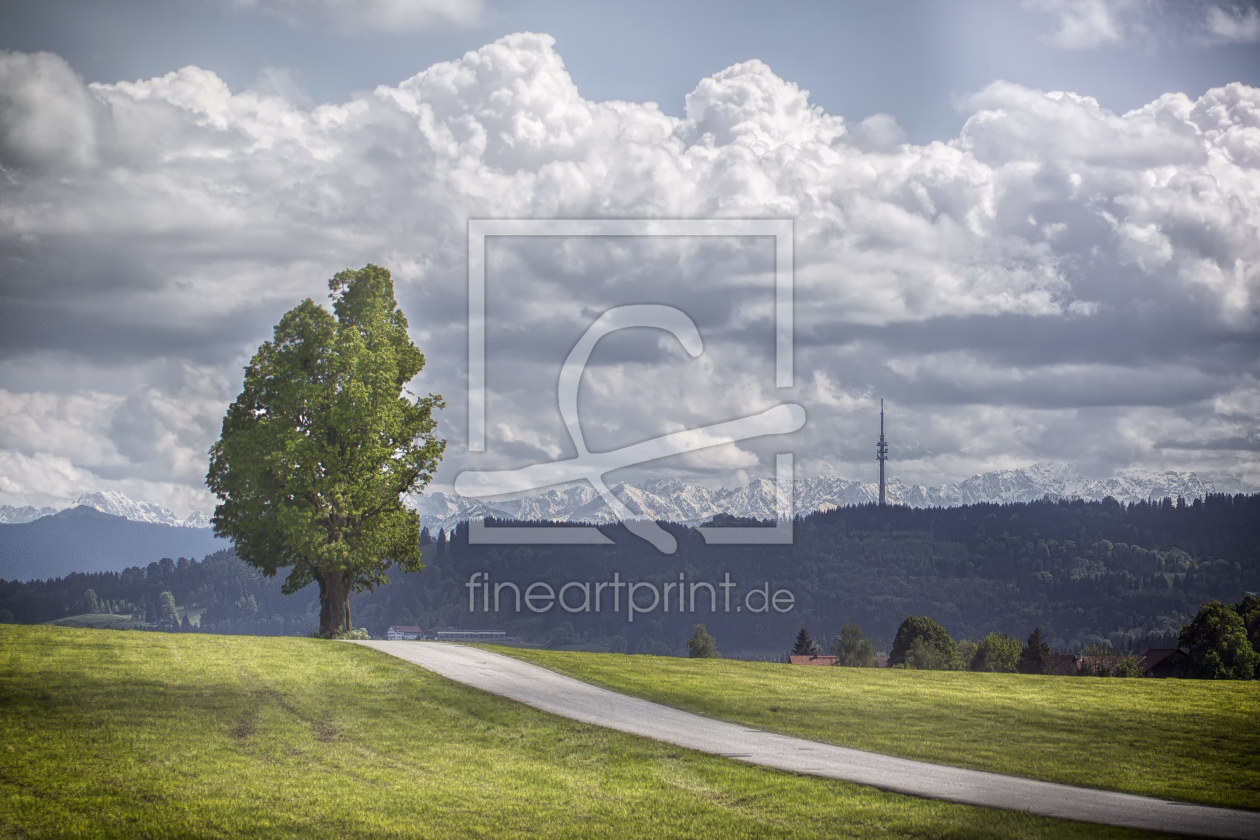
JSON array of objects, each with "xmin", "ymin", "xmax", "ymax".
[
  {"xmin": 43, "ymin": 613, "xmax": 148, "ymax": 630},
  {"xmin": 0, "ymin": 627, "xmax": 1176, "ymax": 839},
  {"xmin": 491, "ymin": 647, "xmax": 1260, "ymax": 812}
]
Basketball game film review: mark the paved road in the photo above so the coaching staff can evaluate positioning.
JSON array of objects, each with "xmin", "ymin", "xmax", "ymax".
[{"xmin": 356, "ymin": 641, "xmax": 1259, "ymax": 839}]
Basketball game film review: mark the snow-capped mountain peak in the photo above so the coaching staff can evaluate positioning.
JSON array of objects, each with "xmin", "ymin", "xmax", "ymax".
[
  {"xmin": 1, "ymin": 464, "xmax": 1217, "ymax": 532},
  {"xmin": 0, "ymin": 504, "xmax": 59, "ymax": 524},
  {"xmin": 1, "ymin": 492, "xmax": 215, "ymax": 528},
  {"xmin": 407, "ymin": 463, "xmax": 1218, "ymax": 533},
  {"xmin": 72, "ymin": 491, "xmax": 187, "ymax": 526},
  {"xmin": 181, "ymin": 511, "xmax": 214, "ymax": 529}
]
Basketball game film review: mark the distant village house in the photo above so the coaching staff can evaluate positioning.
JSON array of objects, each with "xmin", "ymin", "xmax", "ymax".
[{"xmin": 436, "ymin": 629, "xmax": 507, "ymax": 642}]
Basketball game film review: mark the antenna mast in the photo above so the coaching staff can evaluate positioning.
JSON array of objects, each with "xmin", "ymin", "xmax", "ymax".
[{"xmin": 877, "ymin": 399, "xmax": 888, "ymax": 506}]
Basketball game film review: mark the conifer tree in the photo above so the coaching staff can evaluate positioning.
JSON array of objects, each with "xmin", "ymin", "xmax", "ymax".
[
  {"xmin": 1018, "ymin": 627, "xmax": 1052, "ymax": 674},
  {"xmin": 791, "ymin": 627, "xmax": 820, "ymax": 656}
]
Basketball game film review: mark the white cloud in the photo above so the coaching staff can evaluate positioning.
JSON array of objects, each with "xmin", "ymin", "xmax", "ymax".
[
  {"xmin": 1214, "ymin": 382, "xmax": 1260, "ymax": 417},
  {"xmin": 808, "ymin": 372, "xmax": 869, "ymax": 412},
  {"xmin": 1204, "ymin": 4, "xmax": 1260, "ymax": 42},
  {"xmin": 0, "ymin": 389, "xmax": 125, "ymax": 468},
  {"xmin": 1023, "ymin": 0, "xmax": 1149, "ymax": 49},
  {"xmin": 0, "ymin": 450, "xmax": 216, "ymax": 517},
  {"xmin": 232, "ymin": 0, "xmax": 486, "ymax": 32},
  {"xmin": 0, "ymin": 33, "xmax": 1258, "ymax": 513}
]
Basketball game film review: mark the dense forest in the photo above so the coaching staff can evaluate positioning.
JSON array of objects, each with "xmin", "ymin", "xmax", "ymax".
[{"xmin": 2, "ymin": 494, "xmax": 1256, "ymax": 658}]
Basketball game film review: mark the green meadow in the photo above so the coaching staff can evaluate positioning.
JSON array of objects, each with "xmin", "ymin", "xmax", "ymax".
[
  {"xmin": 494, "ymin": 647, "xmax": 1260, "ymax": 811},
  {"xmin": 0, "ymin": 626, "xmax": 1174, "ymax": 839},
  {"xmin": 43, "ymin": 613, "xmax": 149, "ymax": 630}
]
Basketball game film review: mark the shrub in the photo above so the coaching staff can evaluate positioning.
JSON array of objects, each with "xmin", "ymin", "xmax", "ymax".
[
  {"xmin": 331, "ymin": 627, "xmax": 371, "ymax": 641},
  {"xmin": 1113, "ymin": 657, "xmax": 1142, "ymax": 678}
]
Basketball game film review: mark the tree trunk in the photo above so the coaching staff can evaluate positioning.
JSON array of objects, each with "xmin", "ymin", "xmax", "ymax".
[{"xmin": 317, "ymin": 571, "xmax": 353, "ymax": 637}]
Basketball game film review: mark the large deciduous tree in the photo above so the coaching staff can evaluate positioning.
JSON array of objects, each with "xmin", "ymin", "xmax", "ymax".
[
  {"xmin": 686, "ymin": 624, "xmax": 720, "ymax": 659},
  {"xmin": 157, "ymin": 591, "xmax": 179, "ymax": 626},
  {"xmin": 207, "ymin": 265, "xmax": 444, "ymax": 637},
  {"xmin": 889, "ymin": 615, "xmax": 961, "ymax": 670},
  {"xmin": 831, "ymin": 622, "xmax": 875, "ymax": 667},
  {"xmin": 1235, "ymin": 595, "xmax": 1260, "ymax": 660},
  {"xmin": 1178, "ymin": 600, "xmax": 1259, "ymax": 680},
  {"xmin": 970, "ymin": 631, "xmax": 1021, "ymax": 673}
]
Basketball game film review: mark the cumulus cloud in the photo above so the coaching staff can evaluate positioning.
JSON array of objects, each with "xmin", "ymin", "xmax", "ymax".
[
  {"xmin": 232, "ymin": 0, "xmax": 486, "ymax": 32},
  {"xmin": 0, "ymin": 33, "xmax": 1257, "ymax": 513}
]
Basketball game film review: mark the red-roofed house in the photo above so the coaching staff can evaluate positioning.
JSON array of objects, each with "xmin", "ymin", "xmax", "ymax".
[{"xmin": 386, "ymin": 625, "xmax": 422, "ymax": 640}]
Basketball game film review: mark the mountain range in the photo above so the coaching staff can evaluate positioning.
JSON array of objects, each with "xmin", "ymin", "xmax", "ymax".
[
  {"xmin": 0, "ymin": 491, "xmax": 211, "ymax": 528},
  {"xmin": 0, "ymin": 464, "xmax": 1217, "ymax": 536},
  {"xmin": 0, "ymin": 506, "xmax": 231, "ymax": 581},
  {"xmin": 408, "ymin": 463, "xmax": 1217, "ymax": 534}
]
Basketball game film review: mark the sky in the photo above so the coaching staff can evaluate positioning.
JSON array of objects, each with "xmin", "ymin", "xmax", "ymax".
[{"xmin": 1, "ymin": 0, "xmax": 1258, "ymax": 517}]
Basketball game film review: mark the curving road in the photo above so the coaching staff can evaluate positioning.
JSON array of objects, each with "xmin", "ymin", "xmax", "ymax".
[{"xmin": 356, "ymin": 641, "xmax": 1259, "ymax": 839}]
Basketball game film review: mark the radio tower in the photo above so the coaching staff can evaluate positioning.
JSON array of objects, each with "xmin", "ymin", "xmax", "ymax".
[{"xmin": 877, "ymin": 399, "xmax": 888, "ymax": 506}]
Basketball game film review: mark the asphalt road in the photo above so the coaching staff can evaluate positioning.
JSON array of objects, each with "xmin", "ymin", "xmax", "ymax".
[{"xmin": 356, "ymin": 641, "xmax": 1259, "ymax": 839}]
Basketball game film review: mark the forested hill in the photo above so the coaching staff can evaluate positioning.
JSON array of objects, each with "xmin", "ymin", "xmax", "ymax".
[
  {"xmin": 1, "ymin": 494, "xmax": 1256, "ymax": 658},
  {"xmin": 0, "ymin": 506, "xmax": 229, "ymax": 580},
  {"xmin": 425, "ymin": 493, "xmax": 1259, "ymax": 656}
]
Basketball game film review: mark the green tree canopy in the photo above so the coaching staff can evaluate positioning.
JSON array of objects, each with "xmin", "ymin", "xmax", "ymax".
[
  {"xmin": 970, "ymin": 631, "xmax": 1021, "ymax": 673},
  {"xmin": 831, "ymin": 621, "xmax": 875, "ymax": 667},
  {"xmin": 904, "ymin": 637, "xmax": 961, "ymax": 670},
  {"xmin": 1234, "ymin": 594, "xmax": 1260, "ymax": 657},
  {"xmin": 889, "ymin": 615, "xmax": 960, "ymax": 670},
  {"xmin": 686, "ymin": 624, "xmax": 720, "ymax": 659},
  {"xmin": 207, "ymin": 265, "xmax": 444, "ymax": 637},
  {"xmin": 1179, "ymin": 600, "xmax": 1259, "ymax": 680},
  {"xmin": 1018, "ymin": 627, "xmax": 1052, "ymax": 674}
]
